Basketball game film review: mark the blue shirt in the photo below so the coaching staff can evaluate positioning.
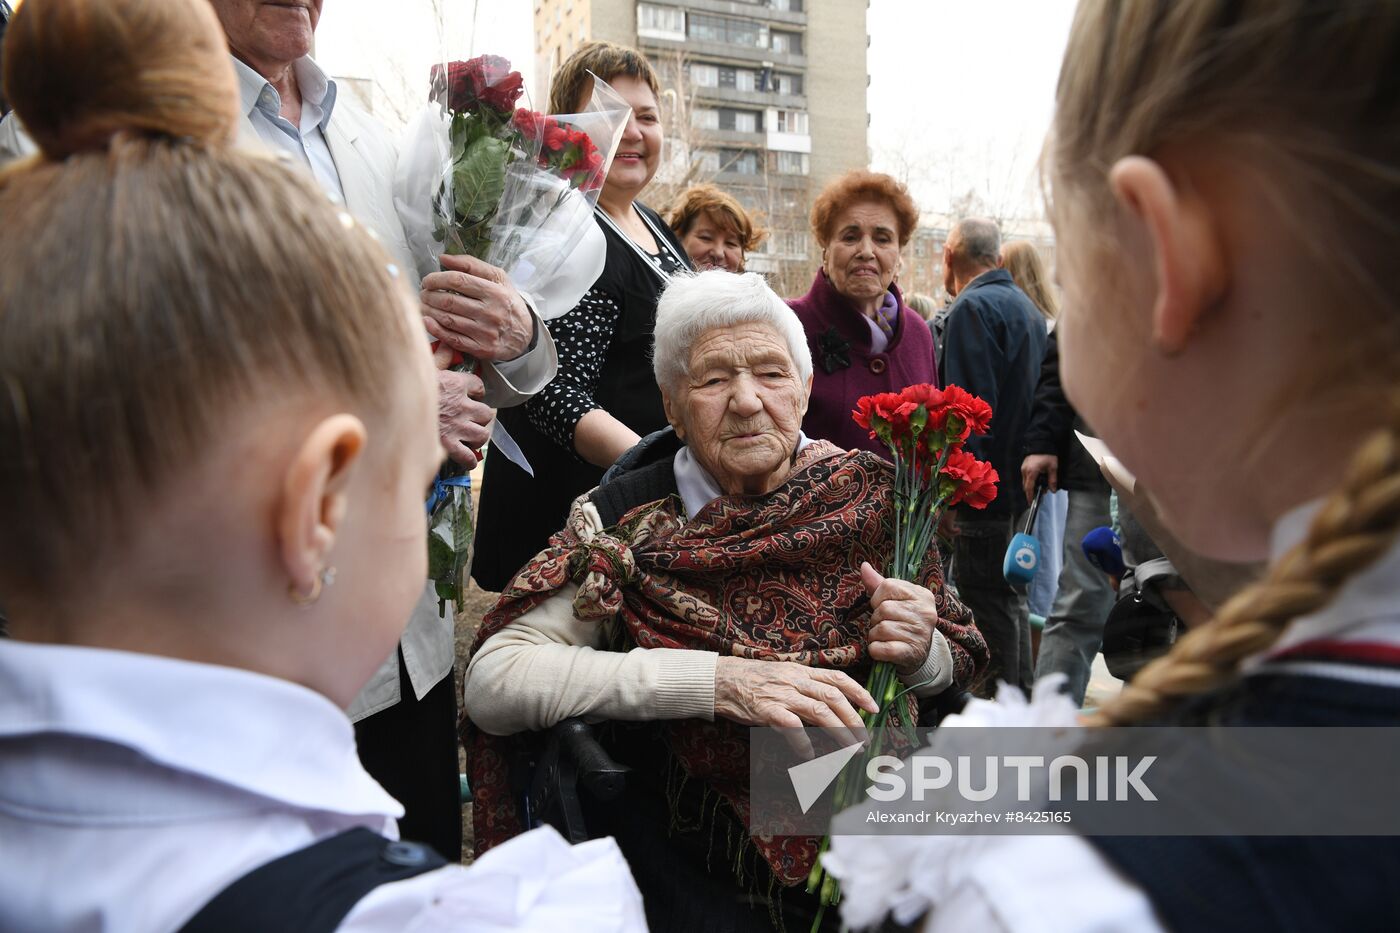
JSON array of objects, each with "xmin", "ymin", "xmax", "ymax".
[{"xmin": 232, "ymin": 55, "xmax": 345, "ymax": 204}]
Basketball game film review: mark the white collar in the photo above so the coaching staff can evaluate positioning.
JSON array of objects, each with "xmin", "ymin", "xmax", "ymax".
[
  {"xmin": 1257, "ymin": 498, "xmax": 1400, "ymax": 658},
  {"xmin": 231, "ymin": 55, "xmax": 338, "ymax": 132},
  {"xmin": 0, "ymin": 639, "xmax": 401, "ymax": 819},
  {"xmin": 672, "ymin": 432, "xmax": 812, "ymax": 520}
]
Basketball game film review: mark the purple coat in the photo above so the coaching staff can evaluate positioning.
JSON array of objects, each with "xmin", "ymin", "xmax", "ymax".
[{"xmin": 787, "ymin": 269, "xmax": 938, "ymax": 457}]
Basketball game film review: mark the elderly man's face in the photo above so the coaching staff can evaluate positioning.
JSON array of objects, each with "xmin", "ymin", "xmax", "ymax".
[
  {"xmin": 210, "ymin": 0, "xmax": 322, "ymax": 71},
  {"xmin": 663, "ymin": 322, "xmax": 811, "ymax": 498}
]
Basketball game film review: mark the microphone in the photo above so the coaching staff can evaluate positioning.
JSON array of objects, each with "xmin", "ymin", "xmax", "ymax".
[
  {"xmin": 1002, "ymin": 478, "xmax": 1047, "ymax": 585},
  {"xmin": 1081, "ymin": 525, "xmax": 1125, "ymax": 579}
]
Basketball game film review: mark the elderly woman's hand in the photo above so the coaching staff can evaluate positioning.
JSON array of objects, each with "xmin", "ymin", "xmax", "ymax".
[
  {"xmin": 421, "ymin": 254, "xmax": 533, "ymax": 362},
  {"xmin": 860, "ymin": 562, "xmax": 938, "ymax": 675},
  {"xmin": 714, "ymin": 657, "xmax": 877, "ymax": 757},
  {"xmin": 438, "ymin": 369, "xmax": 492, "ymax": 469}
]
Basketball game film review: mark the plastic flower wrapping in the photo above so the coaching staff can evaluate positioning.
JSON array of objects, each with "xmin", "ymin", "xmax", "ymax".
[
  {"xmin": 393, "ymin": 53, "xmax": 630, "ymax": 611},
  {"xmin": 806, "ymin": 383, "xmax": 1001, "ymax": 924},
  {"xmin": 393, "ymin": 56, "xmax": 631, "ymax": 319}
]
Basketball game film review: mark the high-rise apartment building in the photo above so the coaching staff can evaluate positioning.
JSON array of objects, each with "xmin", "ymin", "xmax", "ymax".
[{"xmin": 534, "ymin": 0, "xmax": 869, "ymax": 292}]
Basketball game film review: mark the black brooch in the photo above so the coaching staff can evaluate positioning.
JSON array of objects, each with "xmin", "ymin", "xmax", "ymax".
[{"xmin": 817, "ymin": 327, "xmax": 851, "ymax": 375}]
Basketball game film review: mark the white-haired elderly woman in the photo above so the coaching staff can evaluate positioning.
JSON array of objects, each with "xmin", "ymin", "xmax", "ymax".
[{"xmin": 462, "ymin": 270, "xmax": 987, "ymax": 932}]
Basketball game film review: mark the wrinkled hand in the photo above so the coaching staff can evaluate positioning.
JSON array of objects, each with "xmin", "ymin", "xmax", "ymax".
[
  {"xmin": 714, "ymin": 656, "xmax": 876, "ymax": 758},
  {"xmin": 421, "ymin": 253, "xmax": 533, "ymax": 362},
  {"xmin": 861, "ymin": 562, "xmax": 937, "ymax": 676},
  {"xmin": 1021, "ymin": 453, "xmax": 1059, "ymax": 504},
  {"xmin": 438, "ymin": 369, "xmax": 492, "ymax": 468}
]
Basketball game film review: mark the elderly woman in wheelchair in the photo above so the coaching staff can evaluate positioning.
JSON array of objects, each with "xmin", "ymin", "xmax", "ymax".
[{"xmin": 462, "ymin": 271, "xmax": 987, "ymax": 932}]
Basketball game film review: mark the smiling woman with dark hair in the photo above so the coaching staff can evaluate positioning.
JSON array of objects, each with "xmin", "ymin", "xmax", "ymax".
[
  {"xmin": 473, "ymin": 40, "xmax": 695, "ymax": 594},
  {"xmin": 787, "ymin": 170, "xmax": 935, "ymax": 457}
]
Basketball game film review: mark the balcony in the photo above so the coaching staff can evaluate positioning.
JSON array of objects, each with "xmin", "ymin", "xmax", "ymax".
[
  {"xmin": 765, "ymin": 130, "xmax": 810, "ymax": 154},
  {"xmin": 673, "ymin": 0, "xmax": 806, "ymax": 28},
  {"xmin": 693, "ymin": 86, "xmax": 808, "ymax": 110},
  {"xmin": 638, "ymin": 34, "xmax": 806, "ymax": 70},
  {"xmin": 712, "ymin": 169, "xmax": 767, "ymax": 187},
  {"xmin": 701, "ymin": 128, "xmax": 767, "ymax": 148}
]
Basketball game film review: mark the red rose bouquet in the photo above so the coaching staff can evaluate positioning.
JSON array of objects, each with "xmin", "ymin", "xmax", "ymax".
[
  {"xmin": 394, "ymin": 57, "xmax": 630, "ymax": 311},
  {"xmin": 395, "ymin": 56, "xmax": 630, "ymax": 612},
  {"xmin": 807, "ymin": 383, "xmax": 998, "ymax": 923}
]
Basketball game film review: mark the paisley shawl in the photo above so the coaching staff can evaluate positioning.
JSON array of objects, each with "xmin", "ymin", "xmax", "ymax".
[{"xmin": 465, "ymin": 441, "xmax": 988, "ymax": 885}]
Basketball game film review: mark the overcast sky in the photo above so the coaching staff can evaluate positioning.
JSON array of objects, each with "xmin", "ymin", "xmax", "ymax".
[{"xmin": 317, "ymin": 0, "xmax": 1076, "ymax": 219}]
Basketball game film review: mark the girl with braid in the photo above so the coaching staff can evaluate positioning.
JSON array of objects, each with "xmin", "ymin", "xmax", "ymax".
[{"xmin": 827, "ymin": 1, "xmax": 1400, "ymax": 930}]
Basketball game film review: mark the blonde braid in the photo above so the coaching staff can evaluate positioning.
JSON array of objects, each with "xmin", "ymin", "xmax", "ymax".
[{"xmin": 1088, "ymin": 417, "xmax": 1400, "ymax": 727}]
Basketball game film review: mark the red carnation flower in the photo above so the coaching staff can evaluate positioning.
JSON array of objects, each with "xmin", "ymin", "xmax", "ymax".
[
  {"xmin": 899, "ymin": 383, "xmax": 945, "ymax": 411},
  {"xmin": 542, "ymin": 122, "xmax": 569, "ymax": 152},
  {"xmin": 852, "ymin": 396, "xmax": 878, "ymax": 432},
  {"xmin": 943, "ymin": 448, "xmax": 999, "ymax": 509},
  {"xmin": 513, "ymin": 108, "xmax": 545, "ymax": 140},
  {"xmin": 566, "ymin": 127, "xmax": 591, "ymax": 150},
  {"xmin": 941, "ymin": 384, "xmax": 993, "ymax": 437}
]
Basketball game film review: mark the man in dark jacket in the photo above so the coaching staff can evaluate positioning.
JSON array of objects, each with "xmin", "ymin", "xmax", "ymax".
[
  {"xmin": 939, "ymin": 217, "xmax": 1048, "ymax": 694},
  {"xmin": 1021, "ymin": 330, "xmax": 1116, "ymax": 705},
  {"xmin": 0, "ymin": 2, "xmax": 12, "ymax": 117}
]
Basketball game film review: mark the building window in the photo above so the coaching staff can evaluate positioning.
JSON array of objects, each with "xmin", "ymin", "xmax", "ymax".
[
  {"xmin": 719, "ymin": 108, "xmax": 760, "ymax": 133},
  {"xmin": 774, "ymin": 109, "xmax": 808, "ymax": 134},
  {"xmin": 689, "ymin": 63, "xmax": 719, "ymax": 87},
  {"xmin": 771, "ymin": 72, "xmax": 803, "ymax": 95},
  {"xmin": 696, "ymin": 149, "xmax": 721, "ymax": 173},
  {"xmin": 721, "ymin": 148, "xmax": 759, "ymax": 175},
  {"xmin": 771, "ymin": 30, "xmax": 803, "ymax": 55},
  {"xmin": 772, "ymin": 150, "xmax": 810, "ymax": 175},
  {"xmin": 690, "ymin": 12, "xmax": 767, "ymax": 48},
  {"xmin": 766, "ymin": 230, "xmax": 808, "ymax": 256},
  {"xmin": 637, "ymin": 3, "xmax": 685, "ymax": 39},
  {"xmin": 719, "ymin": 66, "xmax": 758, "ymax": 92},
  {"xmin": 691, "ymin": 108, "xmax": 719, "ymax": 130},
  {"xmin": 771, "ymin": 0, "xmax": 804, "ymax": 10}
]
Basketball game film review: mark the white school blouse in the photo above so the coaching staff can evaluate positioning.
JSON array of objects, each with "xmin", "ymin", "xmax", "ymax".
[{"xmin": 0, "ymin": 640, "xmax": 646, "ymax": 932}]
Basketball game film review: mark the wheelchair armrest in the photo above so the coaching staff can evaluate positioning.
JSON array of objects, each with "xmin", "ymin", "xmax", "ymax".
[
  {"xmin": 522, "ymin": 718, "xmax": 631, "ymax": 844},
  {"xmin": 555, "ymin": 719, "xmax": 630, "ymax": 801}
]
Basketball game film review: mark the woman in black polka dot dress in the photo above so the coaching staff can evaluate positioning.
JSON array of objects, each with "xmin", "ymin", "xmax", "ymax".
[{"xmin": 474, "ymin": 43, "xmax": 693, "ymax": 591}]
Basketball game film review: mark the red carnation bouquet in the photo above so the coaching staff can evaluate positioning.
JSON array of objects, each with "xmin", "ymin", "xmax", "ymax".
[
  {"xmin": 847, "ymin": 382, "xmax": 997, "ymax": 716},
  {"xmin": 807, "ymin": 383, "xmax": 998, "ymax": 921}
]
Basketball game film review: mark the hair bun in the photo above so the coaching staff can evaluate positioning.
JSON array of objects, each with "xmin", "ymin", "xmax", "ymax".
[{"xmin": 3, "ymin": 0, "xmax": 240, "ymax": 160}]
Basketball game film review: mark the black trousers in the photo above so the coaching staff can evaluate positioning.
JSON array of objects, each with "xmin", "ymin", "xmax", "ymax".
[
  {"xmin": 952, "ymin": 511, "xmax": 1032, "ymax": 695},
  {"xmin": 353, "ymin": 651, "xmax": 462, "ymax": 862}
]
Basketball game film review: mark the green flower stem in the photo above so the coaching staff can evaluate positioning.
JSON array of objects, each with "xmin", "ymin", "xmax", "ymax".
[{"xmin": 811, "ymin": 426, "xmax": 963, "ymax": 921}]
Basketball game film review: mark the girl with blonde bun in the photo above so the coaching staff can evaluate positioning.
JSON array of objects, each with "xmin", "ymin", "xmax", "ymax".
[{"xmin": 0, "ymin": 0, "xmax": 643, "ymax": 929}]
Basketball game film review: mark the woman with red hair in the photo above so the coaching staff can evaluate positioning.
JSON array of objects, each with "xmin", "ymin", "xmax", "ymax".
[{"xmin": 787, "ymin": 170, "xmax": 934, "ymax": 456}]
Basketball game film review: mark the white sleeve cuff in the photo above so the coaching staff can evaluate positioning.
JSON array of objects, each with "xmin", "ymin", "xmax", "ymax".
[
  {"xmin": 899, "ymin": 631, "xmax": 954, "ymax": 698},
  {"xmin": 480, "ymin": 295, "xmax": 558, "ymax": 407}
]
